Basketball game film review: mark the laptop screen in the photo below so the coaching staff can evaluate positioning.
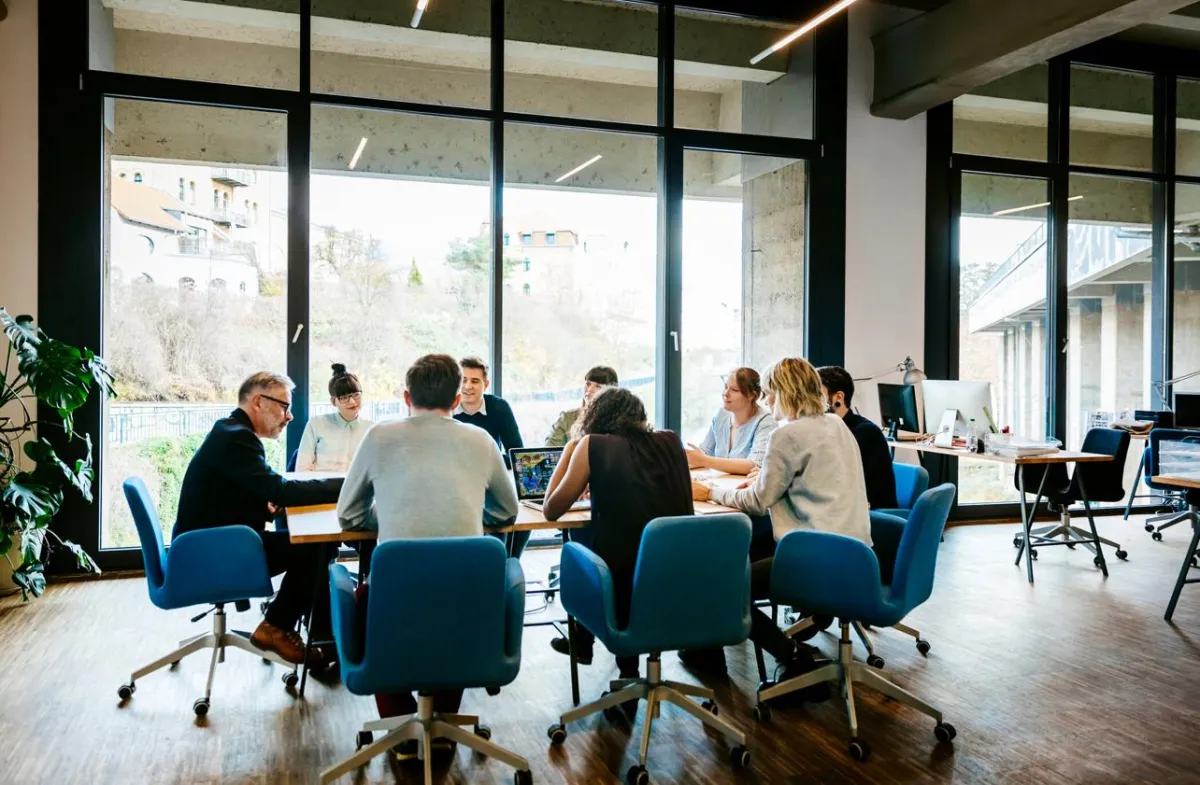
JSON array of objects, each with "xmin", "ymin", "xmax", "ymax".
[{"xmin": 509, "ymin": 448, "xmax": 564, "ymax": 500}]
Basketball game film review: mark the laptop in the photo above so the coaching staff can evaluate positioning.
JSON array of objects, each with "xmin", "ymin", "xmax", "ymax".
[{"xmin": 509, "ymin": 447, "xmax": 591, "ymax": 512}]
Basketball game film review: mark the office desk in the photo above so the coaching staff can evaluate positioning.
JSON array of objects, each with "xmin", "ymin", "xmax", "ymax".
[
  {"xmin": 1150, "ymin": 476, "xmax": 1200, "ymax": 622},
  {"xmin": 890, "ymin": 441, "xmax": 1112, "ymax": 583}
]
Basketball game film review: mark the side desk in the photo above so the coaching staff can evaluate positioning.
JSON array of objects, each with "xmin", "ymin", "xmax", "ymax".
[
  {"xmin": 1150, "ymin": 475, "xmax": 1200, "ymax": 622},
  {"xmin": 890, "ymin": 441, "xmax": 1113, "ymax": 583}
]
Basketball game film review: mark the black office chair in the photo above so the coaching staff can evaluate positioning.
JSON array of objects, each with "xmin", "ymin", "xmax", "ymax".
[{"xmin": 1013, "ymin": 428, "xmax": 1130, "ymax": 576}]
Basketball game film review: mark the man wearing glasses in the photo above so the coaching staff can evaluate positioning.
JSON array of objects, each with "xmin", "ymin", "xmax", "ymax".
[{"xmin": 174, "ymin": 371, "xmax": 344, "ymax": 667}]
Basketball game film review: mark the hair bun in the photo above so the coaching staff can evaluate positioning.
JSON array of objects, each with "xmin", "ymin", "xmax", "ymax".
[{"xmin": 331, "ymin": 363, "xmax": 348, "ymax": 376}]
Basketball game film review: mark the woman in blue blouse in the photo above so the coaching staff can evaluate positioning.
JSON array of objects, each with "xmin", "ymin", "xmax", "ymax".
[{"xmin": 685, "ymin": 367, "xmax": 776, "ymax": 475}]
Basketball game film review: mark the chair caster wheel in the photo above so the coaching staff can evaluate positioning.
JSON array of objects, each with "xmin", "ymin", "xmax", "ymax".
[
  {"xmin": 1116, "ymin": 550, "xmax": 1129, "ymax": 561},
  {"xmin": 701, "ymin": 700, "xmax": 718, "ymax": 716},
  {"xmin": 916, "ymin": 639, "xmax": 931, "ymax": 655},
  {"xmin": 752, "ymin": 703, "xmax": 771, "ymax": 722},
  {"xmin": 262, "ymin": 657, "xmax": 271, "ymax": 664},
  {"xmin": 1192, "ymin": 555, "xmax": 1199, "ymax": 568},
  {"xmin": 1153, "ymin": 531, "xmax": 1164, "ymax": 542},
  {"xmin": 356, "ymin": 730, "xmax": 372, "ymax": 750},
  {"xmin": 1145, "ymin": 522, "xmax": 1156, "ymax": 532},
  {"xmin": 547, "ymin": 724, "xmax": 567, "ymax": 745},
  {"xmin": 118, "ymin": 683, "xmax": 135, "ymax": 700},
  {"xmin": 1066, "ymin": 543, "xmax": 1076, "ymax": 550},
  {"xmin": 545, "ymin": 591, "xmax": 556, "ymax": 603},
  {"xmin": 170, "ymin": 660, "xmax": 181, "ymax": 668},
  {"xmin": 625, "ymin": 765, "xmax": 649, "ymax": 785},
  {"xmin": 1012, "ymin": 535, "xmax": 1022, "ymax": 547},
  {"xmin": 1094, "ymin": 556, "xmax": 1106, "ymax": 569},
  {"xmin": 474, "ymin": 724, "xmax": 492, "ymax": 741},
  {"xmin": 282, "ymin": 671, "xmax": 298, "ymax": 688},
  {"xmin": 486, "ymin": 686, "xmax": 501, "ymax": 696},
  {"xmin": 866, "ymin": 654, "xmax": 885, "ymax": 669},
  {"xmin": 1030, "ymin": 549, "xmax": 1038, "ymax": 560},
  {"xmin": 514, "ymin": 770, "xmax": 533, "ymax": 785},
  {"xmin": 934, "ymin": 722, "xmax": 957, "ymax": 742},
  {"xmin": 729, "ymin": 745, "xmax": 751, "ymax": 768},
  {"xmin": 193, "ymin": 698, "xmax": 210, "ymax": 717},
  {"xmin": 848, "ymin": 737, "xmax": 871, "ymax": 761}
]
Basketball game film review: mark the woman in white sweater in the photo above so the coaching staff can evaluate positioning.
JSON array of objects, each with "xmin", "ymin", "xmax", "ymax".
[
  {"xmin": 691, "ymin": 357, "xmax": 871, "ymax": 687},
  {"xmin": 296, "ymin": 364, "xmax": 373, "ymax": 472}
]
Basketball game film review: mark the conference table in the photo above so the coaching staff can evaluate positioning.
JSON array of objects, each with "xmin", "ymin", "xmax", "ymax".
[
  {"xmin": 889, "ymin": 440, "xmax": 1113, "ymax": 583},
  {"xmin": 1150, "ymin": 474, "xmax": 1200, "ymax": 622},
  {"xmin": 282, "ymin": 470, "xmax": 743, "ymax": 697}
]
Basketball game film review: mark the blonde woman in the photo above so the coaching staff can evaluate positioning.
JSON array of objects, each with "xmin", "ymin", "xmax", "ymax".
[{"xmin": 689, "ymin": 357, "xmax": 871, "ymax": 690}]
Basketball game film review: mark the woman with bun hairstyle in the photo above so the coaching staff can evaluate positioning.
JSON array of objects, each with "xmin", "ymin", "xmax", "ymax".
[{"xmin": 296, "ymin": 364, "xmax": 373, "ymax": 472}]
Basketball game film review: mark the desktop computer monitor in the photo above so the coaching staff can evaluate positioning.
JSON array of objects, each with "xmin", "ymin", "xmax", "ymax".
[
  {"xmin": 878, "ymin": 383, "xmax": 921, "ymax": 434},
  {"xmin": 1175, "ymin": 392, "xmax": 1200, "ymax": 428},
  {"xmin": 921, "ymin": 380, "xmax": 996, "ymax": 436}
]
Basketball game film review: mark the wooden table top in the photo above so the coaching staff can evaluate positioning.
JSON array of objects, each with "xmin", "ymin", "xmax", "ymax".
[
  {"xmin": 285, "ymin": 470, "xmax": 743, "ymax": 544},
  {"xmin": 1150, "ymin": 475, "xmax": 1200, "ymax": 490},
  {"xmin": 889, "ymin": 440, "xmax": 1113, "ymax": 465}
]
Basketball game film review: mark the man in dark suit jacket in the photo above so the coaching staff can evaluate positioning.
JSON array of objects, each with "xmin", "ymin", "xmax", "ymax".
[{"xmin": 175, "ymin": 372, "xmax": 343, "ymax": 665}]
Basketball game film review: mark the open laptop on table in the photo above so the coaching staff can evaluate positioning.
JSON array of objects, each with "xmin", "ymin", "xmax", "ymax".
[{"xmin": 509, "ymin": 447, "xmax": 591, "ymax": 513}]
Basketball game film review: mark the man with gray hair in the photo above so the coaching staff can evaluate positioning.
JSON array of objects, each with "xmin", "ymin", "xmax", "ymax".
[{"xmin": 175, "ymin": 371, "xmax": 343, "ymax": 666}]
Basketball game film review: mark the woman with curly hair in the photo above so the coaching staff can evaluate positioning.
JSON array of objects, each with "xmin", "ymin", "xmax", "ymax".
[{"xmin": 541, "ymin": 386, "xmax": 693, "ymax": 684}]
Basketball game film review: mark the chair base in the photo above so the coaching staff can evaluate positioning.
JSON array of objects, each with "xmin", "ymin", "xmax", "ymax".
[
  {"xmin": 118, "ymin": 604, "xmax": 296, "ymax": 713},
  {"xmin": 758, "ymin": 623, "xmax": 948, "ymax": 748},
  {"xmin": 557, "ymin": 655, "xmax": 746, "ymax": 773},
  {"xmin": 783, "ymin": 617, "xmax": 931, "ymax": 664},
  {"xmin": 320, "ymin": 696, "xmax": 530, "ymax": 785},
  {"xmin": 1150, "ymin": 509, "xmax": 1195, "ymax": 536}
]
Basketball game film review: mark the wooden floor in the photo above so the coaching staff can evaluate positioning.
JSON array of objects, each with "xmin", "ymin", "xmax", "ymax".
[{"xmin": 5, "ymin": 516, "xmax": 1200, "ymax": 785}]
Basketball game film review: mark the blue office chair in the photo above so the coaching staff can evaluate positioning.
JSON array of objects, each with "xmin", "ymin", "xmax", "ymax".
[
  {"xmin": 117, "ymin": 477, "xmax": 296, "ymax": 716},
  {"xmin": 1144, "ymin": 429, "xmax": 1200, "ymax": 540},
  {"xmin": 320, "ymin": 537, "xmax": 531, "ymax": 785},
  {"xmin": 1122, "ymin": 444, "xmax": 1185, "ymax": 523},
  {"xmin": 877, "ymin": 462, "xmax": 930, "ymax": 519},
  {"xmin": 755, "ymin": 484, "xmax": 958, "ymax": 762},
  {"xmin": 547, "ymin": 514, "xmax": 753, "ymax": 785}
]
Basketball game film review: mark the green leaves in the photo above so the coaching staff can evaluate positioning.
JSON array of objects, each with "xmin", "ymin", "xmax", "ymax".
[
  {"xmin": 11, "ymin": 562, "xmax": 46, "ymax": 600},
  {"xmin": 1, "ymin": 473, "xmax": 62, "ymax": 521},
  {"xmin": 1, "ymin": 310, "xmax": 43, "ymax": 356},
  {"xmin": 25, "ymin": 437, "xmax": 94, "ymax": 503}
]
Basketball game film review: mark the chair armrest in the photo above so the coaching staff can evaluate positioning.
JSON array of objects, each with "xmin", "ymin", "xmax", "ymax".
[
  {"xmin": 163, "ymin": 525, "xmax": 273, "ymax": 606},
  {"xmin": 328, "ymin": 563, "xmax": 363, "ymax": 667},
  {"xmin": 503, "ymin": 557, "xmax": 526, "ymax": 660},
  {"xmin": 560, "ymin": 542, "xmax": 618, "ymax": 641},
  {"xmin": 770, "ymin": 530, "xmax": 883, "ymax": 617}
]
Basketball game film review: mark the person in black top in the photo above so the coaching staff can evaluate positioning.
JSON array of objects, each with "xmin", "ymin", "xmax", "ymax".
[
  {"xmin": 174, "ymin": 371, "xmax": 343, "ymax": 666},
  {"xmin": 818, "ymin": 366, "xmax": 899, "ymax": 511},
  {"xmin": 453, "ymin": 357, "xmax": 524, "ymax": 461}
]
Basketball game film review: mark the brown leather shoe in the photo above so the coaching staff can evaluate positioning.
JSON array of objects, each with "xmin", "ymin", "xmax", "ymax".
[{"xmin": 251, "ymin": 621, "xmax": 312, "ymax": 665}]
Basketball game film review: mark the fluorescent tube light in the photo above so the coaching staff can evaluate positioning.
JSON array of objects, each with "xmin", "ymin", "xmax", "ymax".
[
  {"xmin": 412, "ymin": 0, "xmax": 429, "ymax": 28},
  {"xmin": 750, "ymin": 0, "xmax": 860, "ymax": 65},
  {"xmin": 555, "ymin": 154, "xmax": 603, "ymax": 183},
  {"xmin": 991, "ymin": 194, "xmax": 1082, "ymax": 217},
  {"xmin": 348, "ymin": 137, "xmax": 368, "ymax": 170}
]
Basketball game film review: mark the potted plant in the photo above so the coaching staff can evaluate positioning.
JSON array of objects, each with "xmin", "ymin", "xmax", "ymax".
[{"xmin": 1, "ymin": 308, "xmax": 114, "ymax": 599}]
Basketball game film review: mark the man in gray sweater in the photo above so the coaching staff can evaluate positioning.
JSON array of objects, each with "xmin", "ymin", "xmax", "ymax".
[
  {"xmin": 335, "ymin": 354, "xmax": 519, "ymax": 755},
  {"xmin": 337, "ymin": 353, "xmax": 519, "ymax": 540}
]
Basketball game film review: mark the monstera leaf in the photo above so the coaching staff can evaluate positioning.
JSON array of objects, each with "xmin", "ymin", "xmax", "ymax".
[
  {"xmin": 1, "ymin": 473, "xmax": 63, "ymax": 521},
  {"xmin": 25, "ymin": 437, "xmax": 94, "ymax": 503}
]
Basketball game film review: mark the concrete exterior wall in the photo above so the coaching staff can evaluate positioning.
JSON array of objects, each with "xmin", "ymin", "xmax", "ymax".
[{"xmin": 742, "ymin": 162, "xmax": 805, "ymax": 370}]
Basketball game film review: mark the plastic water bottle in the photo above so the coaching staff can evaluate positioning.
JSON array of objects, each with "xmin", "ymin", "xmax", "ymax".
[{"xmin": 967, "ymin": 419, "xmax": 978, "ymax": 451}]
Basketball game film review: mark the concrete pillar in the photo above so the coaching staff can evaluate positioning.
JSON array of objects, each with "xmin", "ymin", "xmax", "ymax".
[
  {"xmin": 1100, "ymin": 294, "xmax": 1118, "ymax": 411},
  {"xmin": 1030, "ymin": 319, "xmax": 1045, "ymax": 435},
  {"xmin": 742, "ymin": 162, "xmax": 805, "ymax": 370}
]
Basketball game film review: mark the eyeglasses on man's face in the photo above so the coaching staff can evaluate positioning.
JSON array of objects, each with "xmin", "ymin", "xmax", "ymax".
[
  {"xmin": 336, "ymin": 392, "xmax": 362, "ymax": 404},
  {"xmin": 260, "ymin": 393, "xmax": 292, "ymax": 415}
]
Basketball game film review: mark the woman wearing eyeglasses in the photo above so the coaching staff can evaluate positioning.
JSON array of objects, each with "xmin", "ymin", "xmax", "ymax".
[{"xmin": 296, "ymin": 364, "xmax": 373, "ymax": 472}]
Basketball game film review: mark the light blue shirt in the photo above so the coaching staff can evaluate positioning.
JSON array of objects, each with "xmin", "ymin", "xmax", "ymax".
[{"xmin": 699, "ymin": 406, "xmax": 776, "ymax": 467}]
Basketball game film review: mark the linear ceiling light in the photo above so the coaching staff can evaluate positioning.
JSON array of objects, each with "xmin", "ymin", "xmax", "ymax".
[
  {"xmin": 348, "ymin": 137, "xmax": 369, "ymax": 170},
  {"xmin": 555, "ymin": 154, "xmax": 603, "ymax": 183},
  {"xmin": 750, "ymin": 0, "xmax": 860, "ymax": 65},
  {"xmin": 991, "ymin": 194, "xmax": 1083, "ymax": 217},
  {"xmin": 411, "ymin": 0, "xmax": 429, "ymax": 28}
]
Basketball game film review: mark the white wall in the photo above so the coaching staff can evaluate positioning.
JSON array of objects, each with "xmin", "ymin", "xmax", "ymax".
[
  {"xmin": 844, "ymin": 2, "xmax": 926, "ymax": 427},
  {"xmin": 0, "ymin": 0, "xmax": 38, "ymax": 320}
]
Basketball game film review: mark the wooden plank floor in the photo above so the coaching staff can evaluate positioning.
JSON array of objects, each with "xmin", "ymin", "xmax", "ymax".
[{"xmin": 5, "ymin": 516, "xmax": 1200, "ymax": 784}]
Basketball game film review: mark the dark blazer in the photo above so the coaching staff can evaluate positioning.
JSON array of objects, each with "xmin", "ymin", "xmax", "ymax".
[
  {"xmin": 843, "ymin": 411, "xmax": 899, "ymax": 510},
  {"xmin": 454, "ymin": 394, "xmax": 524, "ymax": 460},
  {"xmin": 174, "ymin": 409, "xmax": 343, "ymax": 538}
]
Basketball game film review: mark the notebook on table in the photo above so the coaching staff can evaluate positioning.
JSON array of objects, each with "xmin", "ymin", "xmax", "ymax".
[{"xmin": 509, "ymin": 447, "xmax": 591, "ymax": 512}]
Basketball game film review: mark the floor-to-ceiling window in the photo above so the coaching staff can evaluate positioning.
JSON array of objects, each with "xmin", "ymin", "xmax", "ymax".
[{"xmin": 63, "ymin": 1, "xmax": 841, "ymax": 566}]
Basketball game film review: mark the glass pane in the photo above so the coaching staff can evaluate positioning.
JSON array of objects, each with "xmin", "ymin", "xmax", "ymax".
[
  {"xmin": 505, "ymin": 0, "xmax": 656, "ymax": 124},
  {"xmin": 502, "ymin": 124, "xmax": 658, "ymax": 445},
  {"xmin": 953, "ymin": 64, "xmax": 1048, "ymax": 161},
  {"xmin": 91, "ymin": 0, "xmax": 299, "ymax": 90},
  {"xmin": 308, "ymin": 107, "xmax": 491, "ymax": 430},
  {"xmin": 1173, "ymin": 183, "xmax": 1200, "ymax": 394},
  {"xmin": 1070, "ymin": 66, "xmax": 1153, "ymax": 172},
  {"xmin": 1178, "ymin": 79, "xmax": 1200, "ymax": 178},
  {"xmin": 681, "ymin": 151, "xmax": 806, "ymax": 444},
  {"xmin": 958, "ymin": 173, "xmax": 1049, "ymax": 504},
  {"xmin": 674, "ymin": 10, "xmax": 812, "ymax": 139},
  {"xmin": 1068, "ymin": 174, "xmax": 1154, "ymax": 504},
  {"xmin": 103, "ymin": 99, "xmax": 288, "ymax": 548},
  {"xmin": 313, "ymin": 0, "xmax": 489, "ymax": 109}
]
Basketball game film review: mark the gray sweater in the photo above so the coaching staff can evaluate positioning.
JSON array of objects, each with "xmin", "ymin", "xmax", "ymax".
[
  {"xmin": 336, "ymin": 413, "xmax": 519, "ymax": 541},
  {"xmin": 711, "ymin": 413, "xmax": 872, "ymax": 546}
]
